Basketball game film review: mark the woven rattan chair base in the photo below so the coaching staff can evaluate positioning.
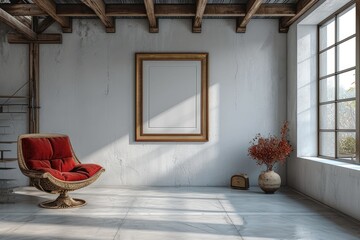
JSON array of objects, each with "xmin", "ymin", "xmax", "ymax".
[{"xmin": 39, "ymin": 192, "xmax": 86, "ymax": 209}]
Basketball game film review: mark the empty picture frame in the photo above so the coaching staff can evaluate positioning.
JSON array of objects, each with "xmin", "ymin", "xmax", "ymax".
[{"xmin": 135, "ymin": 53, "xmax": 208, "ymax": 142}]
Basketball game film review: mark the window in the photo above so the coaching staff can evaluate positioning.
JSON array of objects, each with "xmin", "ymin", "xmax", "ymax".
[{"xmin": 318, "ymin": 4, "xmax": 357, "ymax": 161}]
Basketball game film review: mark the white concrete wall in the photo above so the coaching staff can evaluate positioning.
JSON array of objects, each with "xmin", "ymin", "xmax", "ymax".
[{"xmin": 1, "ymin": 18, "xmax": 287, "ymax": 186}]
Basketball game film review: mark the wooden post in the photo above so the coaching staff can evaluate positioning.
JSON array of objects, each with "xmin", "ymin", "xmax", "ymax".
[
  {"xmin": 356, "ymin": 0, "xmax": 360, "ymax": 163},
  {"xmin": 29, "ymin": 43, "xmax": 39, "ymax": 133}
]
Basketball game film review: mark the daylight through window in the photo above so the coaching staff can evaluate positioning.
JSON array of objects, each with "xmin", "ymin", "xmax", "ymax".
[{"xmin": 318, "ymin": 4, "xmax": 357, "ymax": 161}]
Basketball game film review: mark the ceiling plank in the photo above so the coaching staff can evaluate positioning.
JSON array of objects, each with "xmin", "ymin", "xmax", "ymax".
[
  {"xmin": 279, "ymin": 0, "xmax": 319, "ymax": 33},
  {"xmin": 193, "ymin": 0, "xmax": 207, "ymax": 33},
  {"xmin": 0, "ymin": 8, "xmax": 36, "ymax": 40},
  {"xmin": 81, "ymin": 0, "xmax": 115, "ymax": 33},
  {"xmin": 144, "ymin": 0, "xmax": 158, "ymax": 33},
  {"xmin": 7, "ymin": 33, "xmax": 62, "ymax": 44},
  {"xmin": 236, "ymin": 0, "xmax": 263, "ymax": 33},
  {"xmin": 33, "ymin": 0, "xmax": 72, "ymax": 33},
  {"xmin": 1, "ymin": 4, "xmax": 296, "ymax": 17}
]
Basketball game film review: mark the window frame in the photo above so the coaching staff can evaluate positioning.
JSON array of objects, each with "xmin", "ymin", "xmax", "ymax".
[{"xmin": 317, "ymin": 1, "xmax": 359, "ymax": 163}]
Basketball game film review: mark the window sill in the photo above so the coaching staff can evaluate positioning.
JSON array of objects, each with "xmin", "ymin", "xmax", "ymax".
[{"xmin": 297, "ymin": 156, "xmax": 360, "ymax": 171}]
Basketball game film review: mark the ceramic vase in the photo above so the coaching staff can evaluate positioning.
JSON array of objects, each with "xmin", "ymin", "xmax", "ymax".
[{"xmin": 258, "ymin": 170, "xmax": 281, "ymax": 194}]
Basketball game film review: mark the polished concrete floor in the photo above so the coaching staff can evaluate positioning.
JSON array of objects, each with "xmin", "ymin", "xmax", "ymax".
[{"xmin": 0, "ymin": 186, "xmax": 359, "ymax": 240}]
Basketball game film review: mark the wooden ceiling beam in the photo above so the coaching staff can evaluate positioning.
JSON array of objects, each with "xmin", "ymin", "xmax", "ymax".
[
  {"xmin": 0, "ymin": 4, "xmax": 45, "ymax": 16},
  {"xmin": 81, "ymin": 0, "xmax": 115, "ymax": 33},
  {"xmin": 144, "ymin": 0, "xmax": 158, "ymax": 33},
  {"xmin": 14, "ymin": 16, "xmax": 31, "ymax": 28},
  {"xmin": 7, "ymin": 33, "xmax": 62, "ymax": 44},
  {"xmin": 256, "ymin": 4, "xmax": 295, "ymax": 17},
  {"xmin": 1, "ymin": 4, "xmax": 296, "ymax": 17},
  {"xmin": 193, "ymin": 0, "xmax": 207, "ymax": 33},
  {"xmin": 0, "ymin": 8, "xmax": 36, "ymax": 40},
  {"xmin": 236, "ymin": 0, "xmax": 263, "ymax": 33},
  {"xmin": 211, "ymin": 4, "xmax": 294, "ymax": 17},
  {"xmin": 36, "ymin": 16, "xmax": 56, "ymax": 34},
  {"xmin": 279, "ymin": 0, "xmax": 319, "ymax": 33},
  {"xmin": 33, "ymin": 0, "xmax": 72, "ymax": 33}
]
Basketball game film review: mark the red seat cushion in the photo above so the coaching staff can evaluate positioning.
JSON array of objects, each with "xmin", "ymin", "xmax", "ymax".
[
  {"xmin": 33, "ymin": 164, "xmax": 103, "ymax": 181},
  {"xmin": 62, "ymin": 164, "xmax": 103, "ymax": 181},
  {"xmin": 51, "ymin": 157, "xmax": 76, "ymax": 172},
  {"xmin": 71, "ymin": 164, "xmax": 103, "ymax": 178},
  {"xmin": 21, "ymin": 136, "xmax": 103, "ymax": 181}
]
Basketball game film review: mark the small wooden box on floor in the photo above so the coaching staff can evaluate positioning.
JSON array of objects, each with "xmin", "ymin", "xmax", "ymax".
[{"xmin": 230, "ymin": 173, "xmax": 249, "ymax": 190}]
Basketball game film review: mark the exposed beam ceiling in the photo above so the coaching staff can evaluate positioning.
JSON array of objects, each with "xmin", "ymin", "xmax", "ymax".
[
  {"xmin": 144, "ymin": 0, "xmax": 158, "ymax": 33},
  {"xmin": 0, "ymin": 4, "xmax": 296, "ymax": 17},
  {"xmin": 32, "ymin": 0, "xmax": 72, "ymax": 33},
  {"xmin": 81, "ymin": 0, "xmax": 115, "ymax": 33},
  {"xmin": 279, "ymin": 0, "xmax": 319, "ymax": 33},
  {"xmin": 0, "ymin": 1, "xmax": 318, "ymax": 34},
  {"xmin": 65, "ymin": 4, "xmax": 296, "ymax": 17},
  {"xmin": 193, "ymin": 0, "xmax": 207, "ymax": 33},
  {"xmin": 236, "ymin": 0, "xmax": 262, "ymax": 33},
  {"xmin": 0, "ymin": 8, "xmax": 36, "ymax": 40}
]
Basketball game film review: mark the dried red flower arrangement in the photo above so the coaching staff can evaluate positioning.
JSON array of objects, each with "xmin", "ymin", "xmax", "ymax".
[{"xmin": 248, "ymin": 122, "xmax": 293, "ymax": 171}]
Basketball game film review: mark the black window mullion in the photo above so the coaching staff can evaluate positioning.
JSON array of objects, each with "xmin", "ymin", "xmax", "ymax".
[
  {"xmin": 319, "ymin": 129, "xmax": 356, "ymax": 132},
  {"xmin": 319, "ymin": 97, "xmax": 356, "ymax": 106},
  {"xmin": 319, "ymin": 66, "xmax": 356, "ymax": 80},
  {"xmin": 318, "ymin": 24, "xmax": 320, "ymax": 157},
  {"xmin": 319, "ymin": 34, "xmax": 356, "ymax": 54},
  {"xmin": 335, "ymin": 13, "xmax": 339, "ymax": 159}
]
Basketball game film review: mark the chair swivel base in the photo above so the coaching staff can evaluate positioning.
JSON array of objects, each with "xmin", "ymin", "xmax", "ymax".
[{"xmin": 39, "ymin": 192, "xmax": 86, "ymax": 209}]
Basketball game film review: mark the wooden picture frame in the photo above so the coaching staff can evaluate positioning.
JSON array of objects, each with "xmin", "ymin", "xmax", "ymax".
[{"xmin": 135, "ymin": 53, "xmax": 208, "ymax": 142}]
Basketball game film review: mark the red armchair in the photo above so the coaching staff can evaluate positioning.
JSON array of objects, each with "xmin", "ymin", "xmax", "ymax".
[{"xmin": 17, "ymin": 134, "xmax": 105, "ymax": 209}]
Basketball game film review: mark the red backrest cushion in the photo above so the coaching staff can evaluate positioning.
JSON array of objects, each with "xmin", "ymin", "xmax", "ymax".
[
  {"xmin": 21, "ymin": 136, "xmax": 76, "ymax": 172},
  {"xmin": 22, "ymin": 138, "xmax": 53, "ymax": 160},
  {"xmin": 26, "ymin": 159, "xmax": 51, "ymax": 169},
  {"xmin": 49, "ymin": 137, "xmax": 73, "ymax": 159}
]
